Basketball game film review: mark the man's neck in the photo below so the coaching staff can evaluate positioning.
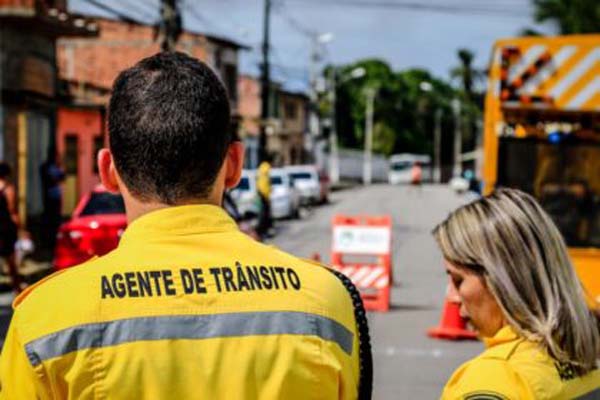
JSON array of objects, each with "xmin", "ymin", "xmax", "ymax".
[{"xmin": 124, "ymin": 196, "xmax": 222, "ymax": 225}]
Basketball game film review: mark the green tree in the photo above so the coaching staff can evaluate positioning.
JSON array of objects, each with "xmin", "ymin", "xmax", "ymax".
[
  {"xmin": 527, "ymin": 0, "xmax": 600, "ymax": 34},
  {"xmin": 372, "ymin": 122, "xmax": 395, "ymax": 155},
  {"xmin": 324, "ymin": 59, "xmax": 459, "ymax": 157},
  {"xmin": 450, "ymin": 49, "xmax": 481, "ymax": 102},
  {"xmin": 450, "ymin": 48, "xmax": 484, "ymax": 152}
]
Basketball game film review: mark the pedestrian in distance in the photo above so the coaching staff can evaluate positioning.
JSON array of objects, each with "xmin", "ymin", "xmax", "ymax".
[
  {"xmin": 0, "ymin": 52, "xmax": 371, "ymax": 399},
  {"xmin": 410, "ymin": 161, "xmax": 422, "ymax": 186},
  {"xmin": 40, "ymin": 149, "xmax": 65, "ymax": 250},
  {"xmin": 0, "ymin": 162, "xmax": 23, "ymax": 293},
  {"xmin": 257, "ymin": 157, "xmax": 274, "ymax": 238},
  {"xmin": 409, "ymin": 161, "xmax": 423, "ymax": 195},
  {"xmin": 433, "ymin": 188, "xmax": 600, "ymax": 399}
]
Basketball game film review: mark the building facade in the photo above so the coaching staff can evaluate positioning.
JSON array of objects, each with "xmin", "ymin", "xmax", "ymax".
[
  {"xmin": 0, "ymin": 0, "xmax": 97, "ymax": 226},
  {"xmin": 56, "ymin": 17, "xmax": 245, "ymax": 213},
  {"xmin": 237, "ymin": 75, "xmax": 308, "ymax": 168}
]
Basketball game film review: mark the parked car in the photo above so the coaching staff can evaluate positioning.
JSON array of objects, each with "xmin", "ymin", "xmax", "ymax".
[
  {"xmin": 285, "ymin": 165, "xmax": 324, "ymax": 205},
  {"xmin": 223, "ymin": 190, "xmax": 260, "ymax": 241},
  {"xmin": 54, "ymin": 185, "xmax": 260, "ymax": 270},
  {"xmin": 230, "ymin": 170, "xmax": 261, "ymax": 217},
  {"xmin": 54, "ymin": 185, "xmax": 127, "ymax": 270},
  {"xmin": 270, "ymin": 168, "xmax": 301, "ymax": 219}
]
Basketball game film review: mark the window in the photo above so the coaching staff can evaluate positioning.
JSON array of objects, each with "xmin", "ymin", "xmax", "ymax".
[
  {"xmin": 391, "ymin": 162, "xmax": 412, "ymax": 171},
  {"xmin": 236, "ymin": 177, "xmax": 250, "ymax": 191},
  {"xmin": 64, "ymin": 135, "xmax": 78, "ymax": 175},
  {"xmin": 80, "ymin": 192, "xmax": 125, "ymax": 216},
  {"xmin": 270, "ymin": 175, "xmax": 283, "ymax": 186},
  {"xmin": 224, "ymin": 63, "xmax": 237, "ymax": 102},
  {"xmin": 284, "ymin": 102, "xmax": 297, "ymax": 119},
  {"xmin": 269, "ymin": 88, "xmax": 280, "ymax": 118},
  {"xmin": 290, "ymin": 172, "xmax": 312, "ymax": 181},
  {"xmin": 497, "ymin": 137, "xmax": 600, "ymax": 248}
]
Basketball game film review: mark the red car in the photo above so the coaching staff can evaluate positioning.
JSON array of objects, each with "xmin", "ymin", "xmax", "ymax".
[
  {"xmin": 54, "ymin": 186, "xmax": 260, "ymax": 270},
  {"xmin": 54, "ymin": 185, "xmax": 127, "ymax": 270}
]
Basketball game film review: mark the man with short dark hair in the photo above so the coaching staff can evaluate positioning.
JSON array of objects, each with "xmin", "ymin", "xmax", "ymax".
[{"xmin": 0, "ymin": 52, "xmax": 363, "ymax": 399}]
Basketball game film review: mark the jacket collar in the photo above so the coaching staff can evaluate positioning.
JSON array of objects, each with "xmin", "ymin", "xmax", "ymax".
[
  {"xmin": 120, "ymin": 205, "xmax": 238, "ymax": 245},
  {"xmin": 482, "ymin": 325, "xmax": 520, "ymax": 349}
]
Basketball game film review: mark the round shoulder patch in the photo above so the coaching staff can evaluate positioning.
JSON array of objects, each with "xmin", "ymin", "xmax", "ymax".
[{"xmin": 464, "ymin": 391, "xmax": 509, "ymax": 400}]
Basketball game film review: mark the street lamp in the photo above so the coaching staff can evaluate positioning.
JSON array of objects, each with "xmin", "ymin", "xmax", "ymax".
[
  {"xmin": 317, "ymin": 32, "xmax": 334, "ymax": 44},
  {"xmin": 451, "ymin": 98, "xmax": 462, "ymax": 177},
  {"xmin": 363, "ymin": 87, "xmax": 377, "ymax": 185},
  {"xmin": 418, "ymin": 81, "xmax": 444, "ymax": 184},
  {"xmin": 329, "ymin": 66, "xmax": 366, "ymax": 184}
]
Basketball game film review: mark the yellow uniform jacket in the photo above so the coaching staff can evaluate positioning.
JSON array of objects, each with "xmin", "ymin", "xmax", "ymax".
[
  {"xmin": 441, "ymin": 326, "xmax": 600, "ymax": 399},
  {"xmin": 0, "ymin": 205, "xmax": 360, "ymax": 399}
]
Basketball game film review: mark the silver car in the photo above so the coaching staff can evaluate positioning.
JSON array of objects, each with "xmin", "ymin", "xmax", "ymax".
[
  {"xmin": 270, "ymin": 169, "xmax": 301, "ymax": 219},
  {"xmin": 285, "ymin": 165, "xmax": 322, "ymax": 205}
]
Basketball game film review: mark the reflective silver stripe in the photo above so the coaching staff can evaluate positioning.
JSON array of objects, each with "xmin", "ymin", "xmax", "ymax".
[
  {"xmin": 577, "ymin": 387, "xmax": 600, "ymax": 400},
  {"xmin": 25, "ymin": 311, "xmax": 353, "ymax": 366}
]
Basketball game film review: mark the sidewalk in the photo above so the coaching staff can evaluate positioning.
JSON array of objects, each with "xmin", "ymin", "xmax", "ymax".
[{"xmin": 0, "ymin": 258, "xmax": 54, "ymax": 293}]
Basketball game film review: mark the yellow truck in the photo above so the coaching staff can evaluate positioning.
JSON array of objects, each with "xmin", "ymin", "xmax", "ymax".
[{"xmin": 483, "ymin": 34, "xmax": 600, "ymax": 308}]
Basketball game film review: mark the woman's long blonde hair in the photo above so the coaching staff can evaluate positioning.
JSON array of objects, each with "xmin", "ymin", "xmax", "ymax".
[{"xmin": 433, "ymin": 188, "xmax": 600, "ymax": 374}]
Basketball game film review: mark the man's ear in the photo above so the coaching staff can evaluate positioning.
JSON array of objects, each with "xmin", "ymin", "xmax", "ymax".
[
  {"xmin": 97, "ymin": 148, "xmax": 120, "ymax": 193},
  {"xmin": 224, "ymin": 141, "xmax": 245, "ymax": 189}
]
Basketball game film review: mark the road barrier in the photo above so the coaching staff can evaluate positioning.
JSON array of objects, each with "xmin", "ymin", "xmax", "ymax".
[
  {"xmin": 331, "ymin": 215, "xmax": 392, "ymax": 312},
  {"xmin": 427, "ymin": 279, "xmax": 478, "ymax": 340}
]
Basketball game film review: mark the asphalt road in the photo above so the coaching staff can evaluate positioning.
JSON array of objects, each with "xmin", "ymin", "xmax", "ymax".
[{"xmin": 270, "ymin": 184, "xmax": 483, "ymax": 399}]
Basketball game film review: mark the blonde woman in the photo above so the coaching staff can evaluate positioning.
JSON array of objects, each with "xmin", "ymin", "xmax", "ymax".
[{"xmin": 433, "ymin": 188, "xmax": 600, "ymax": 399}]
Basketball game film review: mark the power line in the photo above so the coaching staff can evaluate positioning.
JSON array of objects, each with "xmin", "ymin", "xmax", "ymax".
[
  {"xmin": 281, "ymin": 0, "xmax": 528, "ymax": 18},
  {"xmin": 83, "ymin": 0, "xmax": 144, "ymax": 24},
  {"xmin": 181, "ymin": 0, "xmax": 253, "ymax": 40},
  {"xmin": 122, "ymin": 0, "xmax": 160, "ymax": 22},
  {"xmin": 272, "ymin": 0, "xmax": 316, "ymax": 38},
  {"xmin": 181, "ymin": 0, "xmax": 228, "ymax": 34}
]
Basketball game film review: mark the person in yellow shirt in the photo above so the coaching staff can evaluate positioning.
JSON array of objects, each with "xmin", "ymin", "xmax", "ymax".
[
  {"xmin": 0, "ymin": 52, "xmax": 371, "ymax": 399},
  {"xmin": 257, "ymin": 159, "xmax": 273, "ymax": 238},
  {"xmin": 433, "ymin": 188, "xmax": 600, "ymax": 400}
]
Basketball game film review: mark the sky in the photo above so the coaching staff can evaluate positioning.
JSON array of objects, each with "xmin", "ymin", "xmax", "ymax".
[{"xmin": 69, "ymin": 0, "xmax": 554, "ymax": 91}]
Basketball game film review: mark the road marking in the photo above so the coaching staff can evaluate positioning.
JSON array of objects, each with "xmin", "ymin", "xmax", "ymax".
[{"xmin": 373, "ymin": 346, "xmax": 450, "ymax": 358}]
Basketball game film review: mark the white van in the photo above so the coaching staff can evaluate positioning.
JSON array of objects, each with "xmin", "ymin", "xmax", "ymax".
[{"xmin": 388, "ymin": 154, "xmax": 431, "ymax": 184}]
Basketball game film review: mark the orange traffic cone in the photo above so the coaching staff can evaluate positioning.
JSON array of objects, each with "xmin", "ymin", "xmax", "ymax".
[{"xmin": 427, "ymin": 281, "xmax": 478, "ymax": 340}]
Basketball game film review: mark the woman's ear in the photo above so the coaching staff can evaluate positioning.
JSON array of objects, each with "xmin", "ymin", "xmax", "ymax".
[{"xmin": 98, "ymin": 149, "xmax": 120, "ymax": 193}]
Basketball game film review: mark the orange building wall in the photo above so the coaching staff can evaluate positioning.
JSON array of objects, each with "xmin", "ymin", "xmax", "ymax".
[
  {"xmin": 238, "ymin": 75, "xmax": 261, "ymax": 137},
  {"xmin": 57, "ymin": 108, "xmax": 103, "ymax": 213}
]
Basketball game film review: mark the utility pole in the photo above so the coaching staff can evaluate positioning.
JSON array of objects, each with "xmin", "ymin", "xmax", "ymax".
[
  {"xmin": 433, "ymin": 108, "xmax": 442, "ymax": 183},
  {"xmin": 259, "ymin": 0, "xmax": 271, "ymax": 163},
  {"xmin": 363, "ymin": 87, "xmax": 376, "ymax": 185},
  {"xmin": 452, "ymin": 99, "xmax": 462, "ymax": 177},
  {"xmin": 328, "ymin": 68, "xmax": 339, "ymax": 184},
  {"xmin": 160, "ymin": 0, "xmax": 181, "ymax": 51},
  {"xmin": 308, "ymin": 36, "xmax": 321, "ymax": 165}
]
